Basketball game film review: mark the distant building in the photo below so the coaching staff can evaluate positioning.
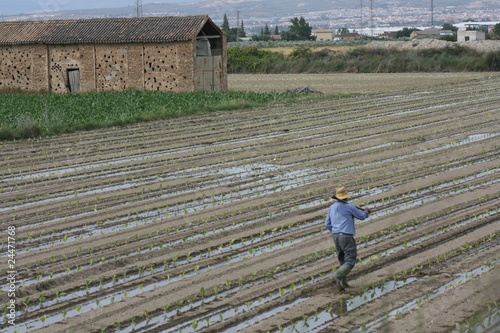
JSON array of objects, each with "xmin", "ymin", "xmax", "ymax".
[
  {"xmin": 439, "ymin": 30, "xmax": 455, "ymax": 36},
  {"xmin": 334, "ymin": 33, "xmax": 361, "ymax": 40},
  {"xmin": 410, "ymin": 29, "xmax": 454, "ymax": 37},
  {"xmin": 0, "ymin": 15, "xmax": 227, "ymax": 93},
  {"xmin": 312, "ymin": 29, "xmax": 333, "ymax": 41},
  {"xmin": 457, "ymin": 30, "xmax": 486, "ymax": 42},
  {"xmin": 454, "ymin": 21, "xmax": 499, "ymax": 33},
  {"xmin": 379, "ymin": 31, "xmax": 398, "ymax": 39}
]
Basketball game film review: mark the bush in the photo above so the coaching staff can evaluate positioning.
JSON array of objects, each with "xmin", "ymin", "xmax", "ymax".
[
  {"xmin": 227, "ymin": 44, "xmax": 496, "ymax": 74},
  {"xmin": 440, "ymin": 34, "xmax": 457, "ymax": 42},
  {"xmin": 287, "ymin": 47, "xmax": 313, "ymax": 60},
  {"xmin": 443, "ymin": 44, "xmax": 476, "ymax": 56},
  {"xmin": 0, "ymin": 126, "xmax": 16, "ymax": 140},
  {"xmin": 228, "ymin": 46, "xmax": 284, "ymax": 73},
  {"xmin": 16, "ymin": 114, "xmax": 43, "ymax": 138},
  {"xmin": 484, "ymin": 52, "xmax": 500, "ymax": 71}
]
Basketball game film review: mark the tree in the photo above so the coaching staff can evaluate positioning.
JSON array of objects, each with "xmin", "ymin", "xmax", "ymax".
[
  {"xmin": 222, "ymin": 14, "xmax": 233, "ymax": 41},
  {"xmin": 396, "ymin": 27, "xmax": 419, "ymax": 38},
  {"xmin": 442, "ymin": 23, "xmax": 458, "ymax": 32},
  {"xmin": 264, "ymin": 24, "xmax": 271, "ymax": 35},
  {"xmin": 337, "ymin": 27, "xmax": 350, "ymax": 34},
  {"xmin": 492, "ymin": 23, "xmax": 500, "ymax": 37},
  {"xmin": 221, "ymin": 14, "xmax": 246, "ymax": 42},
  {"xmin": 440, "ymin": 23, "xmax": 458, "ymax": 41},
  {"xmin": 222, "ymin": 14, "xmax": 230, "ymax": 34},
  {"xmin": 240, "ymin": 21, "xmax": 246, "ymax": 37},
  {"xmin": 274, "ymin": 25, "xmax": 279, "ymax": 35},
  {"xmin": 281, "ymin": 17, "xmax": 314, "ymax": 41},
  {"xmin": 253, "ymin": 24, "xmax": 273, "ymax": 41},
  {"xmin": 251, "ymin": 34, "xmax": 273, "ymax": 41}
]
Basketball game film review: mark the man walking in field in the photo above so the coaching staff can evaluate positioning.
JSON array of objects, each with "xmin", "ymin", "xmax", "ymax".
[{"xmin": 325, "ymin": 187, "xmax": 371, "ymax": 290}]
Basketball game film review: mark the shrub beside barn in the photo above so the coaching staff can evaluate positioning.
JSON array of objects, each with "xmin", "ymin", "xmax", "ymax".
[{"xmin": 0, "ymin": 15, "xmax": 227, "ymax": 93}]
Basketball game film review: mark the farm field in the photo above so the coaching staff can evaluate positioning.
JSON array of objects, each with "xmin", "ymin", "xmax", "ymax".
[
  {"xmin": 1, "ymin": 74, "xmax": 499, "ymax": 333},
  {"xmin": 228, "ymin": 72, "xmax": 500, "ymax": 94},
  {"xmin": 251, "ymin": 46, "xmax": 355, "ymax": 56}
]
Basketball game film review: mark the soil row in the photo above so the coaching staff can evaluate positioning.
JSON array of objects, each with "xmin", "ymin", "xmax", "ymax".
[{"xmin": 0, "ymin": 75, "xmax": 499, "ymax": 333}]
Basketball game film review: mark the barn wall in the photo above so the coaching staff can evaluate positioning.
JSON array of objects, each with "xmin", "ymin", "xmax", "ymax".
[
  {"xmin": 127, "ymin": 44, "xmax": 144, "ymax": 91},
  {"xmin": 45, "ymin": 42, "xmax": 196, "ymax": 93},
  {"xmin": 142, "ymin": 42, "xmax": 195, "ymax": 92},
  {"xmin": 0, "ymin": 45, "xmax": 33, "ymax": 91},
  {"xmin": 94, "ymin": 44, "xmax": 129, "ymax": 91},
  {"xmin": 0, "ymin": 39, "xmax": 222, "ymax": 93},
  {"xmin": 32, "ymin": 45, "xmax": 50, "ymax": 91},
  {"xmin": 0, "ymin": 45, "xmax": 48, "ymax": 91},
  {"xmin": 220, "ymin": 36, "xmax": 228, "ymax": 91},
  {"xmin": 92, "ymin": 42, "xmax": 195, "ymax": 92},
  {"xmin": 48, "ymin": 44, "xmax": 94, "ymax": 93}
]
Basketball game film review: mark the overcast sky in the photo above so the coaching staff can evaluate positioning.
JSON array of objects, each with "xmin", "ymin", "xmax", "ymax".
[{"xmin": 0, "ymin": 0, "xmax": 193, "ymax": 16}]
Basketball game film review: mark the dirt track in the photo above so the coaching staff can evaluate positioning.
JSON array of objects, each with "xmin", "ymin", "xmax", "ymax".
[{"xmin": 1, "ymin": 74, "xmax": 499, "ymax": 332}]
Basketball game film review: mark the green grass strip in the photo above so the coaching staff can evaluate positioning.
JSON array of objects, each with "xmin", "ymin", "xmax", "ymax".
[{"xmin": 0, "ymin": 90, "xmax": 312, "ymax": 140}]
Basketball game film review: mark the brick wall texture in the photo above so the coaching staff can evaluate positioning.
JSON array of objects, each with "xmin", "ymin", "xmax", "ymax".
[
  {"xmin": 0, "ymin": 16, "xmax": 227, "ymax": 93},
  {"xmin": 0, "ymin": 42, "xmax": 200, "ymax": 93}
]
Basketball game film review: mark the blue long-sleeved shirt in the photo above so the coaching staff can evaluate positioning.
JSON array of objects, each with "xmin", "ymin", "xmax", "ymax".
[{"xmin": 325, "ymin": 202, "xmax": 369, "ymax": 235}]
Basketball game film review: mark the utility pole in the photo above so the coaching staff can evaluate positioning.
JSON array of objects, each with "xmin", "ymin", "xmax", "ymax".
[
  {"xmin": 370, "ymin": 0, "xmax": 374, "ymax": 36},
  {"xmin": 360, "ymin": 0, "xmax": 363, "ymax": 35},
  {"xmin": 431, "ymin": 0, "xmax": 434, "ymax": 26},
  {"xmin": 135, "ymin": 0, "xmax": 143, "ymax": 17},
  {"xmin": 236, "ymin": 11, "xmax": 240, "ymax": 45}
]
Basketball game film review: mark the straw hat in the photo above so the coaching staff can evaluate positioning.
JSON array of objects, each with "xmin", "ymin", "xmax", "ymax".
[{"xmin": 333, "ymin": 186, "xmax": 351, "ymax": 200}]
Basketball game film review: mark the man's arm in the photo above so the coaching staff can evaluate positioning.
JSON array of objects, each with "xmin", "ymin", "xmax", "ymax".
[
  {"xmin": 349, "ymin": 203, "xmax": 370, "ymax": 220},
  {"xmin": 325, "ymin": 209, "xmax": 333, "ymax": 232}
]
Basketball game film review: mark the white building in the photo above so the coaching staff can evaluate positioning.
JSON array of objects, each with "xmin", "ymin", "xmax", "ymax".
[
  {"xmin": 453, "ymin": 21, "xmax": 499, "ymax": 32},
  {"xmin": 457, "ymin": 30, "xmax": 486, "ymax": 42},
  {"xmin": 312, "ymin": 29, "xmax": 333, "ymax": 41}
]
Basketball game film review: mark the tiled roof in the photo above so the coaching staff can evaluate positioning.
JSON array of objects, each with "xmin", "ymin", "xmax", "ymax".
[{"xmin": 0, "ymin": 15, "xmax": 219, "ymax": 45}]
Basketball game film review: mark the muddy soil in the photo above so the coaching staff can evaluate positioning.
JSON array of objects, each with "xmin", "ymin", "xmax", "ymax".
[{"xmin": 0, "ymin": 74, "xmax": 499, "ymax": 333}]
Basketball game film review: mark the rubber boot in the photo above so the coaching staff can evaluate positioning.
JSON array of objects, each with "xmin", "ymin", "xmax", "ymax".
[
  {"xmin": 341, "ymin": 264, "xmax": 352, "ymax": 288},
  {"xmin": 333, "ymin": 264, "xmax": 352, "ymax": 290}
]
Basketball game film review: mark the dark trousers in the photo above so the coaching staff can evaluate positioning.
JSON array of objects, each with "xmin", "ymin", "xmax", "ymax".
[{"xmin": 332, "ymin": 234, "xmax": 357, "ymax": 268}]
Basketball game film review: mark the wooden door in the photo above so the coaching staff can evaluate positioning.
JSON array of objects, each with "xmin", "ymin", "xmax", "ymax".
[
  {"xmin": 67, "ymin": 69, "xmax": 80, "ymax": 93},
  {"xmin": 195, "ymin": 56, "xmax": 222, "ymax": 92}
]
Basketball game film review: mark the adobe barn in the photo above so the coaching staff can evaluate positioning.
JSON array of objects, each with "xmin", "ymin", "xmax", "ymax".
[{"xmin": 0, "ymin": 15, "xmax": 227, "ymax": 93}]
